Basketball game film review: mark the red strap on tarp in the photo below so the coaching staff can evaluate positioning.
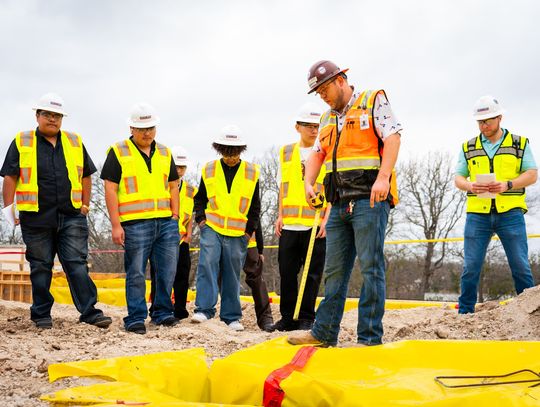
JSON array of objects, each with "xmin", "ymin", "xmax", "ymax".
[{"xmin": 263, "ymin": 346, "xmax": 318, "ymax": 407}]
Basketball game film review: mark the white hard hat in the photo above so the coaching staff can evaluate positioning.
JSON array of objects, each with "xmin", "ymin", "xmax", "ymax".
[
  {"xmin": 213, "ymin": 124, "xmax": 246, "ymax": 146},
  {"xmin": 171, "ymin": 146, "xmax": 189, "ymax": 166},
  {"xmin": 472, "ymin": 95, "xmax": 505, "ymax": 120},
  {"xmin": 126, "ymin": 102, "xmax": 160, "ymax": 128},
  {"xmin": 32, "ymin": 92, "xmax": 68, "ymax": 116},
  {"xmin": 295, "ymin": 102, "xmax": 323, "ymax": 124}
]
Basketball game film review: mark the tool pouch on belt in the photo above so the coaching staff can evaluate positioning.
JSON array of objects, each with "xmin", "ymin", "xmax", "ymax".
[{"xmin": 324, "ymin": 170, "xmax": 377, "ymax": 204}]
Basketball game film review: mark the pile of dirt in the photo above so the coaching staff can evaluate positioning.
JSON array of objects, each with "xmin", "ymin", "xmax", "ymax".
[{"xmin": 1, "ymin": 285, "xmax": 539, "ymax": 406}]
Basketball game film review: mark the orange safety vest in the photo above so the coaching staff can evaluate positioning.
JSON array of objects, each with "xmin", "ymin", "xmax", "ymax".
[{"xmin": 318, "ymin": 89, "xmax": 398, "ymax": 206}]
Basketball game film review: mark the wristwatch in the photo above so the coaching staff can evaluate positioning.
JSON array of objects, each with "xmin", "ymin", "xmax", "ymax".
[
  {"xmin": 507, "ymin": 181, "xmax": 513, "ymax": 191},
  {"xmin": 81, "ymin": 204, "xmax": 90, "ymax": 211}
]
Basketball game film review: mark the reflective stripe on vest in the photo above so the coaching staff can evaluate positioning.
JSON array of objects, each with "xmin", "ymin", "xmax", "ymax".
[
  {"xmin": 112, "ymin": 139, "xmax": 172, "ymax": 222},
  {"xmin": 179, "ymin": 181, "xmax": 198, "ymax": 242},
  {"xmin": 463, "ymin": 132, "xmax": 528, "ymax": 214},
  {"xmin": 202, "ymin": 160, "xmax": 259, "ymax": 237},
  {"xmin": 318, "ymin": 89, "xmax": 399, "ymax": 206},
  {"xmin": 279, "ymin": 142, "xmax": 326, "ymax": 226},
  {"xmin": 15, "ymin": 130, "xmax": 84, "ymax": 212}
]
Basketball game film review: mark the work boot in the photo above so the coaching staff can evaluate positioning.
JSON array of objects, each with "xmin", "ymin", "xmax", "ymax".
[
  {"xmin": 258, "ymin": 316, "xmax": 275, "ymax": 332},
  {"xmin": 156, "ymin": 316, "xmax": 180, "ymax": 327},
  {"xmin": 34, "ymin": 318, "xmax": 53, "ymax": 329},
  {"xmin": 297, "ymin": 319, "xmax": 314, "ymax": 330},
  {"xmin": 271, "ymin": 319, "xmax": 298, "ymax": 332},
  {"xmin": 287, "ymin": 331, "xmax": 324, "ymax": 346},
  {"xmin": 126, "ymin": 322, "xmax": 146, "ymax": 335},
  {"xmin": 85, "ymin": 315, "xmax": 113, "ymax": 328}
]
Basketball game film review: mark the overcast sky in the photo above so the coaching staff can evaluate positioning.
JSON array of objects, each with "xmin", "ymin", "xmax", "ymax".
[{"xmin": 1, "ymin": 0, "xmax": 540, "ymax": 171}]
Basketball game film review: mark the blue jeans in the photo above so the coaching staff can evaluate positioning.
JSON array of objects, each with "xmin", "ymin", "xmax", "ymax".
[
  {"xmin": 459, "ymin": 208, "xmax": 534, "ymax": 314},
  {"xmin": 21, "ymin": 213, "xmax": 103, "ymax": 323},
  {"xmin": 195, "ymin": 225, "xmax": 247, "ymax": 324},
  {"xmin": 123, "ymin": 218, "xmax": 179, "ymax": 328},
  {"xmin": 311, "ymin": 199, "xmax": 389, "ymax": 346}
]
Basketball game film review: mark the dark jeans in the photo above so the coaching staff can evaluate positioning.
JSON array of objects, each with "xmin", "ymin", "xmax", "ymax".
[
  {"xmin": 243, "ymin": 247, "xmax": 273, "ymax": 327},
  {"xmin": 150, "ymin": 241, "xmax": 191, "ymax": 319},
  {"xmin": 278, "ymin": 229, "xmax": 325, "ymax": 322},
  {"xmin": 123, "ymin": 218, "xmax": 179, "ymax": 329},
  {"xmin": 21, "ymin": 213, "xmax": 103, "ymax": 323}
]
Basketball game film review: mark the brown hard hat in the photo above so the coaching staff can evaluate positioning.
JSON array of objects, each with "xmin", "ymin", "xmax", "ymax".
[{"xmin": 307, "ymin": 60, "xmax": 349, "ymax": 94}]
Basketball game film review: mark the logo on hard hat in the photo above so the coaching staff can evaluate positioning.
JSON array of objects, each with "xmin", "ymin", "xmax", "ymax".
[
  {"xmin": 318, "ymin": 66, "xmax": 326, "ymax": 74},
  {"xmin": 225, "ymin": 135, "xmax": 237, "ymax": 139},
  {"xmin": 310, "ymin": 112, "xmax": 321, "ymax": 117},
  {"xmin": 50, "ymin": 101, "xmax": 62, "ymax": 107},
  {"xmin": 476, "ymin": 107, "xmax": 489, "ymax": 113},
  {"xmin": 139, "ymin": 115, "xmax": 152, "ymax": 120}
]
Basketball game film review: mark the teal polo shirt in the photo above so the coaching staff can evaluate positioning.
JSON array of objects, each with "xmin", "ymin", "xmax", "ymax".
[{"xmin": 455, "ymin": 129, "xmax": 537, "ymax": 177}]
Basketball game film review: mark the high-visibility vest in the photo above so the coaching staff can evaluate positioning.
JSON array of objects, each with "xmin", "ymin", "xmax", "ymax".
[
  {"xmin": 110, "ymin": 139, "xmax": 172, "ymax": 222},
  {"xmin": 179, "ymin": 180, "xmax": 198, "ymax": 243},
  {"xmin": 463, "ymin": 132, "xmax": 528, "ymax": 214},
  {"xmin": 15, "ymin": 130, "xmax": 84, "ymax": 212},
  {"xmin": 202, "ymin": 160, "xmax": 260, "ymax": 237},
  {"xmin": 247, "ymin": 233, "xmax": 257, "ymax": 249},
  {"xmin": 319, "ymin": 89, "xmax": 399, "ymax": 205},
  {"xmin": 279, "ymin": 142, "xmax": 327, "ymax": 226}
]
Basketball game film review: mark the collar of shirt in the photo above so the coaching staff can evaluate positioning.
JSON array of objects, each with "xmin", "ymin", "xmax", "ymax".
[
  {"xmin": 332, "ymin": 85, "xmax": 359, "ymax": 118},
  {"xmin": 480, "ymin": 128, "xmax": 507, "ymax": 147},
  {"xmin": 36, "ymin": 127, "xmax": 61, "ymax": 139},
  {"xmin": 129, "ymin": 136, "xmax": 156, "ymax": 158}
]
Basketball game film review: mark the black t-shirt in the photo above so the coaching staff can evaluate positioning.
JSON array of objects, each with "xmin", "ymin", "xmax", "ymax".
[
  {"xmin": 100, "ymin": 138, "xmax": 179, "ymax": 225},
  {"xmin": 0, "ymin": 128, "xmax": 97, "ymax": 229},
  {"xmin": 100, "ymin": 137, "xmax": 178, "ymax": 184}
]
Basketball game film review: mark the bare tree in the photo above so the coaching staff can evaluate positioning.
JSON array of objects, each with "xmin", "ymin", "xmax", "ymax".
[{"xmin": 396, "ymin": 151, "xmax": 466, "ymax": 294}]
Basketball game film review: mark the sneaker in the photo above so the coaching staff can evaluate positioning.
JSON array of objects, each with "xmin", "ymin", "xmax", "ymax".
[
  {"xmin": 228, "ymin": 321, "xmax": 244, "ymax": 331},
  {"xmin": 158, "ymin": 316, "xmax": 180, "ymax": 327},
  {"xmin": 271, "ymin": 319, "xmax": 298, "ymax": 332},
  {"xmin": 191, "ymin": 312, "xmax": 208, "ymax": 323},
  {"xmin": 34, "ymin": 318, "xmax": 53, "ymax": 329},
  {"xmin": 126, "ymin": 322, "xmax": 146, "ymax": 335},
  {"xmin": 85, "ymin": 315, "xmax": 113, "ymax": 328},
  {"xmin": 287, "ymin": 331, "xmax": 324, "ymax": 346}
]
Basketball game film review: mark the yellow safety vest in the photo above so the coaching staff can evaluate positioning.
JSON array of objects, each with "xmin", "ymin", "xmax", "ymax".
[
  {"xmin": 279, "ymin": 142, "xmax": 327, "ymax": 226},
  {"xmin": 179, "ymin": 180, "xmax": 198, "ymax": 243},
  {"xmin": 247, "ymin": 233, "xmax": 257, "ymax": 249},
  {"xmin": 110, "ymin": 139, "xmax": 173, "ymax": 222},
  {"xmin": 463, "ymin": 132, "xmax": 528, "ymax": 214},
  {"xmin": 202, "ymin": 160, "xmax": 260, "ymax": 237},
  {"xmin": 15, "ymin": 130, "xmax": 84, "ymax": 212}
]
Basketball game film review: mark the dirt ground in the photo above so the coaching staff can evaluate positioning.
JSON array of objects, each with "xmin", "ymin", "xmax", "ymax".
[{"xmin": 1, "ymin": 285, "xmax": 539, "ymax": 406}]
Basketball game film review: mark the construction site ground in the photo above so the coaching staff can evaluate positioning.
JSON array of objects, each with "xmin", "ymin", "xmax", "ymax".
[{"xmin": 0, "ymin": 285, "xmax": 539, "ymax": 406}]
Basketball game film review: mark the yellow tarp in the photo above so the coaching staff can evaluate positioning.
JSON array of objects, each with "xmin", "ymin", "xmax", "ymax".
[
  {"xmin": 42, "ymin": 382, "xmax": 255, "ymax": 406},
  {"xmin": 48, "ymin": 349, "xmax": 209, "ymax": 402},
  {"xmin": 208, "ymin": 338, "xmax": 540, "ymax": 406}
]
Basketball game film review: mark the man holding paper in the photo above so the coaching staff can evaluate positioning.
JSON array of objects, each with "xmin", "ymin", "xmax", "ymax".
[{"xmin": 455, "ymin": 95, "xmax": 538, "ymax": 314}]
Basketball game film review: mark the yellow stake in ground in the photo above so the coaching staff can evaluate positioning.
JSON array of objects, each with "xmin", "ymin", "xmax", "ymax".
[{"xmin": 293, "ymin": 193, "xmax": 325, "ymax": 321}]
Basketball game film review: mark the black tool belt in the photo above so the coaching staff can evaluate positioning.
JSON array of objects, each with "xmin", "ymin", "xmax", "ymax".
[{"xmin": 323, "ymin": 169, "xmax": 378, "ymax": 204}]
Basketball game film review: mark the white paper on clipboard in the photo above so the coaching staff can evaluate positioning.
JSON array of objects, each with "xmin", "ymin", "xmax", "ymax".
[{"xmin": 475, "ymin": 173, "xmax": 497, "ymax": 199}]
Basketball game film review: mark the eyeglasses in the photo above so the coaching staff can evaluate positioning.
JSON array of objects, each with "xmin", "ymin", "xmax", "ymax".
[
  {"xmin": 298, "ymin": 122, "xmax": 319, "ymax": 130},
  {"xmin": 315, "ymin": 78, "xmax": 337, "ymax": 96},
  {"xmin": 40, "ymin": 111, "xmax": 63, "ymax": 120},
  {"xmin": 133, "ymin": 126, "xmax": 156, "ymax": 133},
  {"xmin": 477, "ymin": 116, "xmax": 500, "ymax": 126}
]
